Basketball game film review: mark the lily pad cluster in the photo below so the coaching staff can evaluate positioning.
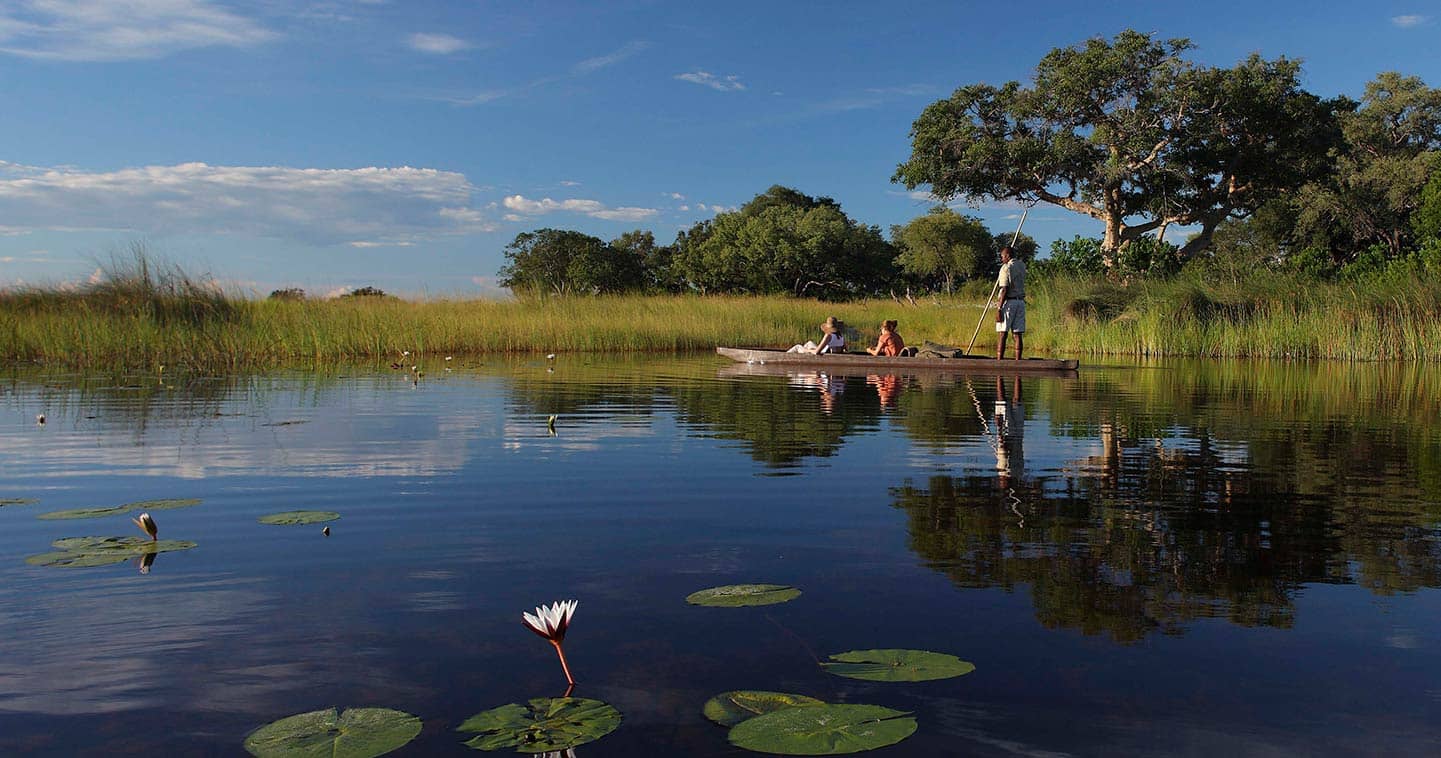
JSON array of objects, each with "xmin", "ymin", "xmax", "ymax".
[
  {"xmin": 258, "ymin": 510, "xmax": 341, "ymax": 526},
  {"xmin": 457, "ymin": 697, "xmax": 622, "ymax": 753},
  {"xmin": 37, "ymin": 497, "xmax": 202, "ymax": 521},
  {"xmin": 25, "ymin": 536, "xmax": 198, "ymax": 568},
  {"xmin": 703, "ymin": 690, "xmax": 916, "ymax": 754},
  {"xmin": 685, "ymin": 581, "xmax": 975, "ymax": 753},
  {"xmin": 243, "ymin": 707, "xmax": 421, "ymax": 758}
]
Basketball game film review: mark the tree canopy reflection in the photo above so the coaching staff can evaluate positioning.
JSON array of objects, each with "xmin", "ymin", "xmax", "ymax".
[{"xmin": 892, "ymin": 361, "xmax": 1441, "ymax": 643}]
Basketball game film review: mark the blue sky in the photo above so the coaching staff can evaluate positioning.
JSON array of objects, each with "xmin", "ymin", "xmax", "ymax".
[{"xmin": 1, "ymin": 1, "xmax": 1437, "ymax": 297}]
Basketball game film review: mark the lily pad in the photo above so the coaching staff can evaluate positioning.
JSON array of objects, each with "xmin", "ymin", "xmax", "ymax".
[
  {"xmin": 0, "ymin": 498, "xmax": 37, "ymax": 506},
  {"xmin": 25, "ymin": 536, "xmax": 198, "ymax": 568},
  {"xmin": 124, "ymin": 498, "xmax": 202, "ymax": 511},
  {"xmin": 821, "ymin": 649, "xmax": 975, "ymax": 682},
  {"xmin": 259, "ymin": 511, "xmax": 341, "ymax": 525},
  {"xmin": 703, "ymin": 691, "xmax": 825, "ymax": 728},
  {"xmin": 686, "ymin": 584, "xmax": 802, "ymax": 607},
  {"xmin": 243, "ymin": 707, "xmax": 421, "ymax": 758},
  {"xmin": 728, "ymin": 703, "xmax": 917, "ymax": 755},
  {"xmin": 36, "ymin": 505, "xmax": 133, "ymax": 520},
  {"xmin": 457, "ymin": 697, "xmax": 621, "ymax": 752}
]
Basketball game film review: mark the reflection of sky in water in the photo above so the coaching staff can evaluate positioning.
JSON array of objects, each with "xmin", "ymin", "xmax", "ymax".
[{"xmin": 0, "ymin": 358, "xmax": 1439, "ymax": 754}]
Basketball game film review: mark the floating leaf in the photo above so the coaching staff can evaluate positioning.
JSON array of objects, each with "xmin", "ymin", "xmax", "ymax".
[
  {"xmin": 124, "ymin": 498, "xmax": 202, "ymax": 511},
  {"xmin": 457, "ymin": 697, "xmax": 621, "ymax": 752},
  {"xmin": 0, "ymin": 498, "xmax": 38, "ymax": 506},
  {"xmin": 243, "ymin": 707, "xmax": 421, "ymax": 758},
  {"xmin": 727, "ymin": 703, "xmax": 917, "ymax": 755},
  {"xmin": 703, "ymin": 691, "xmax": 825, "ymax": 728},
  {"xmin": 685, "ymin": 584, "xmax": 801, "ymax": 607},
  {"xmin": 36, "ymin": 505, "xmax": 133, "ymax": 521},
  {"xmin": 259, "ymin": 511, "xmax": 341, "ymax": 525},
  {"xmin": 25, "ymin": 536, "xmax": 197, "ymax": 568},
  {"xmin": 821, "ymin": 649, "xmax": 975, "ymax": 682},
  {"xmin": 35, "ymin": 498, "xmax": 201, "ymax": 520}
]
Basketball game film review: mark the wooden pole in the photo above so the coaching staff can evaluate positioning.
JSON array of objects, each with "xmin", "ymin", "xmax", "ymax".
[{"xmin": 964, "ymin": 207, "xmax": 1030, "ymax": 355}]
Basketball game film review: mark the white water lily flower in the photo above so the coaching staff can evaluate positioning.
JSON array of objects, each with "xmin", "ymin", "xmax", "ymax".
[
  {"xmin": 132, "ymin": 512, "xmax": 158, "ymax": 541},
  {"xmin": 522, "ymin": 599, "xmax": 577, "ymax": 642},
  {"xmin": 522, "ymin": 599, "xmax": 579, "ymax": 685}
]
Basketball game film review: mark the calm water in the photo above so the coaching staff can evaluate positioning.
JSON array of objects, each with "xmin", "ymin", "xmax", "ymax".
[{"xmin": 2, "ymin": 356, "xmax": 1440, "ymax": 756}]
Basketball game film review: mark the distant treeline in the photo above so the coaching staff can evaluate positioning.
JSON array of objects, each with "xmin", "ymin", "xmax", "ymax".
[
  {"xmin": 498, "ymin": 185, "xmax": 1038, "ymax": 299},
  {"xmin": 502, "ymin": 29, "xmax": 1440, "ymax": 298}
]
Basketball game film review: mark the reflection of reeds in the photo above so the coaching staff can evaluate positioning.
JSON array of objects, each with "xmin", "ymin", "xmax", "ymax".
[{"xmin": 5, "ymin": 253, "xmax": 1440, "ymax": 367}]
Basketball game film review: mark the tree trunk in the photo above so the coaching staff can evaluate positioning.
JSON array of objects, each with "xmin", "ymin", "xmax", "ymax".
[
  {"xmin": 1177, "ymin": 219, "xmax": 1221, "ymax": 261},
  {"xmin": 1101, "ymin": 215, "xmax": 1124, "ymax": 269}
]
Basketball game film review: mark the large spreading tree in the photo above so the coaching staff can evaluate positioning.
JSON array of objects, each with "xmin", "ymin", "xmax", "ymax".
[{"xmin": 893, "ymin": 30, "xmax": 1338, "ymax": 266}]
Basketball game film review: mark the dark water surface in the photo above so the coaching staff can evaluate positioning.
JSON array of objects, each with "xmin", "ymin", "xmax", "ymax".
[{"xmin": 2, "ymin": 356, "xmax": 1440, "ymax": 756}]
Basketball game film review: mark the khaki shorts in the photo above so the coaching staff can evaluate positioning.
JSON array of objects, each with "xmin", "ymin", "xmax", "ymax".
[{"xmin": 995, "ymin": 299, "xmax": 1026, "ymax": 333}]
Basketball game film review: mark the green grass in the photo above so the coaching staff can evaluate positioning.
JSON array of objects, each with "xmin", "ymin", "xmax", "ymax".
[
  {"xmin": 4, "ymin": 257, "xmax": 1439, "ymax": 369},
  {"xmin": 1031, "ymin": 268, "xmax": 1441, "ymax": 361}
]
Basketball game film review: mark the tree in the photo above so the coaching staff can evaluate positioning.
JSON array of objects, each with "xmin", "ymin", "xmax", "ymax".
[
  {"xmin": 341, "ymin": 286, "xmax": 388, "ymax": 298},
  {"xmin": 1046, "ymin": 236, "xmax": 1105, "ymax": 276},
  {"xmin": 891, "ymin": 207, "xmax": 994, "ymax": 293},
  {"xmin": 672, "ymin": 186, "xmax": 895, "ymax": 297},
  {"xmin": 268, "ymin": 287, "xmax": 305, "ymax": 301},
  {"xmin": 1295, "ymin": 73, "xmax": 1441, "ymax": 261},
  {"xmin": 611, "ymin": 230, "xmax": 683, "ymax": 293},
  {"xmin": 498, "ymin": 229, "xmax": 644, "ymax": 295},
  {"xmin": 1415, "ymin": 170, "xmax": 1441, "ymax": 243},
  {"xmin": 894, "ymin": 30, "xmax": 1337, "ymax": 266}
]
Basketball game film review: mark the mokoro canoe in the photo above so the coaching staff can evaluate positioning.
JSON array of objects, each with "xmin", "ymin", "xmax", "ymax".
[{"xmin": 715, "ymin": 347, "xmax": 1079, "ymax": 373}]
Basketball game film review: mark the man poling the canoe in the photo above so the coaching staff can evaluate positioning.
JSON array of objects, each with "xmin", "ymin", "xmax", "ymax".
[
  {"xmin": 993, "ymin": 245, "xmax": 1026, "ymax": 360},
  {"xmin": 965, "ymin": 204, "xmax": 1031, "ymax": 360}
]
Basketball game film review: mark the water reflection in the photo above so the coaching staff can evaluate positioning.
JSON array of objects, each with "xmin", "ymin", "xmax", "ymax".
[{"xmin": 2, "ymin": 357, "xmax": 1440, "ymax": 753}]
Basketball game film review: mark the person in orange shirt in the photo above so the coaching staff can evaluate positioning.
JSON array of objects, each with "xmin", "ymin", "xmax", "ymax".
[{"xmin": 866, "ymin": 320, "xmax": 905, "ymax": 356}]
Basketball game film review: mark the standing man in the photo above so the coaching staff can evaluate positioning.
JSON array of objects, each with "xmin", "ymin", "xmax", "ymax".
[{"xmin": 994, "ymin": 246, "xmax": 1026, "ymax": 360}]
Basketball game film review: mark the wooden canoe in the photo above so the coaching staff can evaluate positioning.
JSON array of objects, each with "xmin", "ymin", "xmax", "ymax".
[{"xmin": 715, "ymin": 347, "xmax": 1079, "ymax": 373}]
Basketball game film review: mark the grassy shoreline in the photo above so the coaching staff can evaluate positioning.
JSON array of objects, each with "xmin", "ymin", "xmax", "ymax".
[{"xmin": 4, "ymin": 269, "xmax": 1440, "ymax": 369}]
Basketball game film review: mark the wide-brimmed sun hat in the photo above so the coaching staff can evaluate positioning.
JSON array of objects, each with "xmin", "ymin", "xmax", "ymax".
[{"xmin": 821, "ymin": 316, "xmax": 843, "ymax": 332}]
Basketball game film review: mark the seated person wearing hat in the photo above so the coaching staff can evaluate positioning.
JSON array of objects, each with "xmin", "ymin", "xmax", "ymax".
[{"xmin": 787, "ymin": 316, "xmax": 847, "ymax": 354}]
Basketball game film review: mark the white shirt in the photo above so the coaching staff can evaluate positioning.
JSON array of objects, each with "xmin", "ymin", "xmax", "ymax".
[{"xmin": 997, "ymin": 258, "xmax": 1026, "ymax": 300}]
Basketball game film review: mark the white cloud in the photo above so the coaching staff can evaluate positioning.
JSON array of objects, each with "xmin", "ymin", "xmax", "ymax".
[
  {"xmin": 675, "ymin": 71, "xmax": 746, "ymax": 92},
  {"xmin": 810, "ymin": 84, "xmax": 937, "ymax": 114},
  {"xmin": 0, "ymin": 0, "xmax": 275, "ymax": 61},
  {"xmin": 666, "ymin": 192, "xmax": 685, "ymax": 200},
  {"xmin": 502, "ymin": 194, "xmax": 657, "ymax": 222},
  {"xmin": 503, "ymin": 196, "xmax": 603, "ymax": 214},
  {"xmin": 589, "ymin": 207, "xmax": 659, "ymax": 221},
  {"xmin": 0, "ymin": 161, "xmax": 497, "ymax": 245},
  {"xmin": 502, "ymin": 213, "xmax": 523, "ymax": 222},
  {"xmin": 571, "ymin": 40, "xmax": 648, "ymax": 74},
  {"xmin": 429, "ymin": 42, "xmax": 646, "ymax": 108},
  {"xmin": 1391, "ymin": 14, "xmax": 1427, "ymax": 27},
  {"xmin": 406, "ymin": 32, "xmax": 470, "ymax": 55},
  {"xmin": 348, "ymin": 240, "xmax": 415, "ymax": 248},
  {"xmin": 559, "ymin": 180, "xmax": 582, "ymax": 187}
]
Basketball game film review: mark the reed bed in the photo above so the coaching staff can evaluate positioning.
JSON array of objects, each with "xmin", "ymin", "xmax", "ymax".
[{"xmin": 4, "ymin": 261, "xmax": 1440, "ymax": 369}]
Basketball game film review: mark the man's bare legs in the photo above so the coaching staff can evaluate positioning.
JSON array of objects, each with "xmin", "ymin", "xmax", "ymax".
[{"xmin": 997, "ymin": 332, "xmax": 1023, "ymax": 360}]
